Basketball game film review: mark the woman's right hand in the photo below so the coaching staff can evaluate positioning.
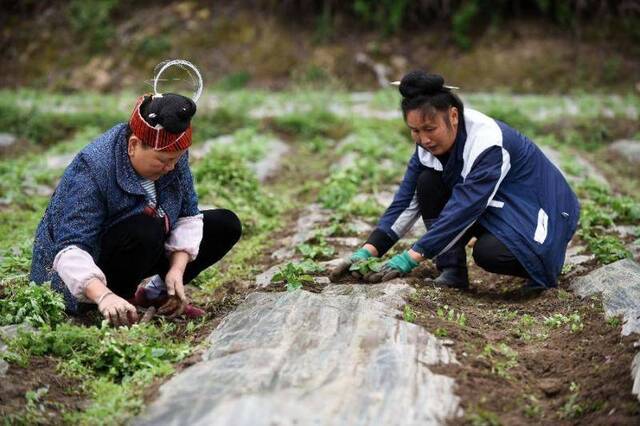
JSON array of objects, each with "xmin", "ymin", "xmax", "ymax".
[{"xmin": 97, "ymin": 292, "xmax": 139, "ymax": 326}]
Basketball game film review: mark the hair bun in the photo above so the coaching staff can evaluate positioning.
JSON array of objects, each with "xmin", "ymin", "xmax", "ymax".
[
  {"xmin": 141, "ymin": 93, "xmax": 196, "ymax": 134},
  {"xmin": 399, "ymin": 71, "xmax": 445, "ymax": 98}
]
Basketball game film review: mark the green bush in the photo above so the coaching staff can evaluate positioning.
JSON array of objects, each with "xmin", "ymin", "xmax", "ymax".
[
  {"xmin": 68, "ymin": 0, "xmax": 120, "ymax": 53},
  {"xmin": 8, "ymin": 322, "xmax": 190, "ymax": 382},
  {"xmin": 0, "ymin": 282, "xmax": 66, "ymax": 328},
  {"xmin": 353, "ymin": 0, "xmax": 409, "ymax": 35},
  {"xmin": 452, "ymin": 1, "xmax": 480, "ymax": 49}
]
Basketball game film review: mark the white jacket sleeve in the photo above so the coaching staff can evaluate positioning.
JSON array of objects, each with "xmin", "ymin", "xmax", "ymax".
[
  {"xmin": 53, "ymin": 245, "xmax": 107, "ymax": 303},
  {"xmin": 164, "ymin": 214, "xmax": 204, "ymax": 261}
]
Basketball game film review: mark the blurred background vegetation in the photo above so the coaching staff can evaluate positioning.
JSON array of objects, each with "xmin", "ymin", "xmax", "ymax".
[{"xmin": 1, "ymin": 0, "xmax": 639, "ymax": 93}]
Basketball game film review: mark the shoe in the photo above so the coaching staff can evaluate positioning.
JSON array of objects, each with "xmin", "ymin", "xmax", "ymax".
[
  {"xmin": 518, "ymin": 279, "xmax": 547, "ymax": 296},
  {"xmin": 182, "ymin": 304, "xmax": 205, "ymax": 319},
  {"xmin": 131, "ymin": 287, "xmax": 206, "ymax": 319},
  {"xmin": 431, "ymin": 267, "xmax": 470, "ymax": 289}
]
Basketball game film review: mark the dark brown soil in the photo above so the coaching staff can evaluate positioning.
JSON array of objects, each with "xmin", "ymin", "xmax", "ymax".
[
  {"xmin": 0, "ymin": 356, "xmax": 86, "ymax": 423},
  {"xmin": 403, "ymin": 260, "xmax": 640, "ymax": 425}
]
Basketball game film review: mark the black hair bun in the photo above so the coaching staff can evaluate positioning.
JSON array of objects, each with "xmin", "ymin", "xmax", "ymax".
[
  {"xmin": 399, "ymin": 71, "xmax": 445, "ymax": 98},
  {"xmin": 140, "ymin": 93, "xmax": 197, "ymax": 134}
]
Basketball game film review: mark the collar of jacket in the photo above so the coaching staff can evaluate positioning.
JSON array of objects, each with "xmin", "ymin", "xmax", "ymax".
[
  {"xmin": 114, "ymin": 124, "xmax": 179, "ymax": 196},
  {"xmin": 453, "ymin": 117, "xmax": 467, "ymax": 163}
]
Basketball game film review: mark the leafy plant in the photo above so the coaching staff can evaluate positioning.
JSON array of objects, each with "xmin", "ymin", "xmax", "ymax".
[
  {"xmin": 68, "ymin": 0, "xmax": 119, "ymax": 53},
  {"xmin": 272, "ymin": 261, "xmax": 324, "ymax": 291},
  {"xmin": 0, "ymin": 282, "xmax": 66, "ymax": 328},
  {"xmin": 466, "ymin": 407, "xmax": 501, "ymax": 426},
  {"xmin": 7, "ymin": 322, "xmax": 190, "ymax": 382},
  {"xmin": 296, "ymin": 235, "xmax": 336, "ymax": 260},
  {"xmin": 560, "ymin": 382, "xmax": 584, "ymax": 419},
  {"xmin": 480, "ymin": 343, "xmax": 519, "ymax": 379},
  {"xmin": 543, "ymin": 312, "xmax": 583, "ymax": 332},
  {"xmin": 353, "ymin": 0, "xmax": 409, "ymax": 35},
  {"xmin": 574, "ymin": 179, "xmax": 638, "ymax": 264},
  {"xmin": 437, "ymin": 305, "xmax": 468, "ymax": 327},
  {"xmin": 349, "ymin": 257, "xmax": 383, "ymax": 275},
  {"xmin": 435, "ymin": 327, "xmax": 448, "ymax": 337},
  {"xmin": 451, "ymin": 0, "xmax": 479, "ymax": 49},
  {"xmin": 402, "ymin": 305, "xmax": 416, "ymax": 323},
  {"xmin": 522, "ymin": 394, "xmax": 542, "ymax": 418},
  {"xmin": 607, "ymin": 316, "xmax": 621, "ymax": 328}
]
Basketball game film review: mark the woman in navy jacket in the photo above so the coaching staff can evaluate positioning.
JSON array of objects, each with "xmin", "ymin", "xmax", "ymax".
[
  {"xmin": 330, "ymin": 71, "xmax": 579, "ymax": 291},
  {"xmin": 30, "ymin": 93, "xmax": 241, "ymax": 325}
]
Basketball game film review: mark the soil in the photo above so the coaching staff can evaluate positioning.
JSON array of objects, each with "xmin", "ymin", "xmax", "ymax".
[
  {"xmin": 0, "ymin": 356, "xmax": 86, "ymax": 423},
  {"xmin": 406, "ymin": 261, "xmax": 640, "ymax": 425}
]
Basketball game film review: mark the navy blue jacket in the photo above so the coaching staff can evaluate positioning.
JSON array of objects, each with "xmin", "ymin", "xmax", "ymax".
[
  {"xmin": 30, "ymin": 124, "xmax": 199, "ymax": 312},
  {"xmin": 375, "ymin": 109, "xmax": 579, "ymax": 287}
]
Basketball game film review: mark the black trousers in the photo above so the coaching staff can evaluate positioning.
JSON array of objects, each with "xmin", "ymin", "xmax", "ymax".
[
  {"xmin": 96, "ymin": 209, "xmax": 242, "ymax": 299},
  {"xmin": 416, "ymin": 168, "xmax": 529, "ymax": 278}
]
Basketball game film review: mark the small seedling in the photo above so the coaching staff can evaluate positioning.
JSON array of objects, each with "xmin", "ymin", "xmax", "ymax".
[
  {"xmin": 543, "ymin": 312, "xmax": 583, "ymax": 332},
  {"xmin": 480, "ymin": 343, "xmax": 519, "ymax": 379},
  {"xmin": 403, "ymin": 305, "xmax": 416, "ymax": 323},
  {"xmin": 522, "ymin": 394, "xmax": 542, "ymax": 418},
  {"xmin": 272, "ymin": 262, "xmax": 321, "ymax": 291},
  {"xmin": 496, "ymin": 308, "xmax": 518, "ymax": 321},
  {"xmin": 296, "ymin": 240, "xmax": 335, "ymax": 260},
  {"xmin": 349, "ymin": 257, "xmax": 383, "ymax": 275},
  {"xmin": 607, "ymin": 316, "xmax": 621, "ymax": 328},
  {"xmin": 435, "ymin": 327, "xmax": 448, "ymax": 337},
  {"xmin": 437, "ymin": 305, "xmax": 467, "ymax": 327},
  {"xmin": 560, "ymin": 382, "xmax": 584, "ymax": 419}
]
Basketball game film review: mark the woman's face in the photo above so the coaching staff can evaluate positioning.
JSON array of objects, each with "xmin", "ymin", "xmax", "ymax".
[
  {"xmin": 406, "ymin": 107, "xmax": 459, "ymax": 156},
  {"xmin": 128, "ymin": 136, "xmax": 187, "ymax": 181}
]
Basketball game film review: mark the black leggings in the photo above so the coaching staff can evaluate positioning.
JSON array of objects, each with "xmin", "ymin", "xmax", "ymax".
[
  {"xmin": 97, "ymin": 209, "xmax": 242, "ymax": 298},
  {"xmin": 416, "ymin": 168, "xmax": 529, "ymax": 278}
]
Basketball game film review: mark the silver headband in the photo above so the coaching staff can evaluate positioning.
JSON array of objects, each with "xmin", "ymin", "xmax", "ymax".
[{"xmin": 390, "ymin": 80, "xmax": 459, "ymax": 90}]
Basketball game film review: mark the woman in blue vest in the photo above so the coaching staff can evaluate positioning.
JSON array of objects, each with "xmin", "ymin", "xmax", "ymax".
[
  {"xmin": 330, "ymin": 71, "xmax": 579, "ymax": 292},
  {"xmin": 30, "ymin": 93, "xmax": 242, "ymax": 326}
]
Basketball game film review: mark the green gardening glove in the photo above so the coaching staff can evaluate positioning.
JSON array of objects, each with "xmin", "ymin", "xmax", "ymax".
[
  {"xmin": 365, "ymin": 251, "xmax": 419, "ymax": 283},
  {"xmin": 350, "ymin": 247, "xmax": 372, "ymax": 262},
  {"xmin": 329, "ymin": 247, "xmax": 372, "ymax": 281}
]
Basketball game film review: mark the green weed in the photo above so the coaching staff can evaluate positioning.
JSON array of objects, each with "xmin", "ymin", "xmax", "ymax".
[
  {"xmin": 435, "ymin": 327, "xmax": 448, "ymax": 337},
  {"xmin": 402, "ymin": 305, "xmax": 416, "ymax": 323},
  {"xmin": 522, "ymin": 394, "xmax": 542, "ymax": 418},
  {"xmin": 8, "ymin": 322, "xmax": 190, "ymax": 381},
  {"xmin": 4, "ymin": 386, "xmax": 51, "ymax": 425},
  {"xmin": 543, "ymin": 312, "xmax": 584, "ymax": 332},
  {"xmin": 437, "ymin": 305, "xmax": 468, "ymax": 327},
  {"xmin": 466, "ymin": 407, "xmax": 502, "ymax": 426},
  {"xmin": 560, "ymin": 382, "xmax": 585, "ymax": 419},
  {"xmin": 480, "ymin": 343, "xmax": 519, "ymax": 379},
  {"xmin": 0, "ymin": 282, "xmax": 66, "ymax": 328},
  {"xmin": 575, "ymin": 179, "xmax": 639, "ymax": 264},
  {"xmin": 296, "ymin": 235, "xmax": 335, "ymax": 260},
  {"xmin": 607, "ymin": 316, "xmax": 622, "ymax": 328}
]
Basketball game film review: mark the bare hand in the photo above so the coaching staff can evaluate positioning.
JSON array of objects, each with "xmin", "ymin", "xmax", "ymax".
[
  {"xmin": 161, "ymin": 268, "xmax": 188, "ymax": 317},
  {"xmin": 98, "ymin": 292, "xmax": 138, "ymax": 326}
]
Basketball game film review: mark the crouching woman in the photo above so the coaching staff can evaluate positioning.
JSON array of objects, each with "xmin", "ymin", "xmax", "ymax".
[{"xmin": 30, "ymin": 93, "xmax": 242, "ymax": 326}]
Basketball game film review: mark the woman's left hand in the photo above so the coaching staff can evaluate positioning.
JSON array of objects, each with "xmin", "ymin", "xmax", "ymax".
[{"xmin": 160, "ymin": 267, "xmax": 187, "ymax": 317}]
